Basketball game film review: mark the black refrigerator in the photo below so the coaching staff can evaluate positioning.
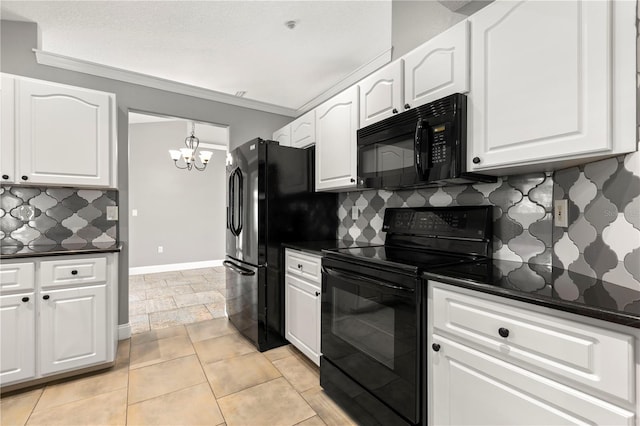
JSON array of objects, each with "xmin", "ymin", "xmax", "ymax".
[{"xmin": 225, "ymin": 138, "xmax": 337, "ymax": 352}]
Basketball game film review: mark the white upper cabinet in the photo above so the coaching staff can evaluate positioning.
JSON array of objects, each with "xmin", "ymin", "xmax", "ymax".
[
  {"xmin": 315, "ymin": 86, "xmax": 359, "ymax": 191},
  {"xmin": 403, "ymin": 20, "xmax": 469, "ymax": 110},
  {"xmin": 16, "ymin": 78, "xmax": 115, "ymax": 187},
  {"xmin": 1, "ymin": 76, "xmax": 15, "ymax": 183},
  {"xmin": 272, "ymin": 125, "xmax": 291, "ymax": 147},
  {"xmin": 358, "ymin": 60, "xmax": 403, "ymax": 128},
  {"xmin": 290, "ymin": 110, "xmax": 316, "ymax": 149},
  {"xmin": 468, "ymin": 0, "xmax": 636, "ymax": 174}
]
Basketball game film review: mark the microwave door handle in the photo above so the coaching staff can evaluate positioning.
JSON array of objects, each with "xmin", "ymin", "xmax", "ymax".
[{"xmin": 415, "ymin": 120, "xmax": 426, "ymax": 178}]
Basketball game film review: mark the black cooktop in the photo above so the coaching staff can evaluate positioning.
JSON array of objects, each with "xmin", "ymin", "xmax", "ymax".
[{"xmin": 324, "ymin": 245, "xmax": 479, "ymax": 275}]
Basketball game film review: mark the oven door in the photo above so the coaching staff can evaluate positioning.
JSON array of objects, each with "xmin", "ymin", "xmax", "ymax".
[{"xmin": 321, "ymin": 260, "xmax": 420, "ymax": 424}]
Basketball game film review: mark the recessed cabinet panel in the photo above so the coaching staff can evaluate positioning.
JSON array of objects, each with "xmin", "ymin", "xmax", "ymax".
[
  {"xmin": 432, "ymin": 285, "xmax": 635, "ymax": 403},
  {"xmin": 0, "ymin": 294, "xmax": 36, "ymax": 385},
  {"xmin": 403, "ymin": 20, "xmax": 469, "ymax": 109},
  {"xmin": 467, "ymin": 0, "xmax": 635, "ymax": 172},
  {"xmin": 0, "ymin": 262, "xmax": 35, "ymax": 293},
  {"xmin": 290, "ymin": 110, "xmax": 316, "ymax": 149},
  {"xmin": 273, "ymin": 126, "xmax": 291, "ymax": 147},
  {"xmin": 431, "ymin": 336, "xmax": 635, "ymax": 426},
  {"xmin": 285, "ymin": 249, "xmax": 322, "ymax": 284},
  {"xmin": 17, "ymin": 79, "xmax": 112, "ymax": 186},
  {"xmin": 40, "ymin": 257, "xmax": 107, "ymax": 289},
  {"xmin": 359, "ymin": 61, "xmax": 403, "ymax": 128},
  {"xmin": 315, "ymin": 86, "xmax": 358, "ymax": 191},
  {"xmin": 39, "ymin": 285, "xmax": 108, "ymax": 376},
  {"xmin": 285, "ymin": 274, "xmax": 320, "ymax": 366},
  {"xmin": 1, "ymin": 76, "xmax": 15, "ymax": 183}
]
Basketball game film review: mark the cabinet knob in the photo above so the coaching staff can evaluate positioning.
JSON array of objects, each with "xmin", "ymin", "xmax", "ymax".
[
  {"xmin": 21, "ymin": 175, "xmax": 28, "ymax": 181},
  {"xmin": 43, "ymin": 295, "xmax": 50, "ymax": 300},
  {"xmin": 498, "ymin": 327, "xmax": 510, "ymax": 338},
  {"xmin": 432, "ymin": 343, "xmax": 441, "ymax": 352},
  {"xmin": 472, "ymin": 157, "xmax": 481, "ymax": 164},
  {"xmin": 71, "ymin": 270, "xmax": 78, "ymax": 275},
  {"xmin": 21, "ymin": 296, "xmax": 29, "ymax": 303},
  {"xmin": 404, "ymin": 103, "xmax": 411, "ymax": 110},
  {"xmin": 315, "ymin": 291, "xmax": 320, "ymax": 297},
  {"xmin": 350, "ymin": 178, "xmax": 356, "ymax": 183},
  {"xmin": 392, "ymin": 108, "xmax": 398, "ymax": 114},
  {"xmin": 2, "ymin": 174, "xmax": 8, "ymax": 180},
  {"xmin": 297, "ymin": 264, "xmax": 302, "ymax": 269}
]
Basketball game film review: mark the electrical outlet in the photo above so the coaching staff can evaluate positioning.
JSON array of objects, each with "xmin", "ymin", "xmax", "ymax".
[
  {"xmin": 554, "ymin": 199, "xmax": 569, "ymax": 227},
  {"xmin": 157, "ymin": 246, "xmax": 164, "ymax": 254},
  {"xmin": 132, "ymin": 209, "xmax": 138, "ymax": 217},
  {"xmin": 351, "ymin": 206, "xmax": 359, "ymax": 220},
  {"xmin": 106, "ymin": 206, "xmax": 119, "ymax": 221}
]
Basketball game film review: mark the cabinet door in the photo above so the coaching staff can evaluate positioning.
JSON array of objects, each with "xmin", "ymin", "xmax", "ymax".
[
  {"xmin": 39, "ymin": 285, "xmax": 108, "ymax": 375},
  {"xmin": 290, "ymin": 110, "xmax": 316, "ymax": 149},
  {"xmin": 468, "ymin": 0, "xmax": 615, "ymax": 171},
  {"xmin": 1, "ymin": 76, "xmax": 15, "ymax": 183},
  {"xmin": 403, "ymin": 20, "xmax": 469, "ymax": 110},
  {"xmin": 0, "ymin": 293, "xmax": 36, "ymax": 385},
  {"xmin": 273, "ymin": 125, "xmax": 291, "ymax": 147},
  {"xmin": 17, "ymin": 79, "xmax": 112, "ymax": 186},
  {"xmin": 430, "ymin": 335, "xmax": 635, "ymax": 426},
  {"xmin": 315, "ymin": 86, "xmax": 358, "ymax": 191},
  {"xmin": 285, "ymin": 274, "xmax": 320, "ymax": 365},
  {"xmin": 358, "ymin": 61, "xmax": 403, "ymax": 128}
]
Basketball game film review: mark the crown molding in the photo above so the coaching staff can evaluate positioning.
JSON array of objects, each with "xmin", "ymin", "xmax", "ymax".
[
  {"xmin": 295, "ymin": 47, "xmax": 393, "ymax": 116},
  {"xmin": 33, "ymin": 49, "xmax": 297, "ymax": 117}
]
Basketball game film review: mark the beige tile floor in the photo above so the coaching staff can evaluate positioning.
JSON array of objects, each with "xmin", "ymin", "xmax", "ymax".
[
  {"xmin": 128, "ymin": 267, "xmax": 227, "ymax": 334},
  {"xmin": 0, "ymin": 317, "xmax": 358, "ymax": 426}
]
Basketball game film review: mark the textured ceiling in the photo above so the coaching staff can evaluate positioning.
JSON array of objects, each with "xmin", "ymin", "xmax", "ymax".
[{"xmin": 1, "ymin": 1, "xmax": 392, "ymax": 110}]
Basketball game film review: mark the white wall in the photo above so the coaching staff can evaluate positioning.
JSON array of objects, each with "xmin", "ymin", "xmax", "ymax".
[{"xmin": 128, "ymin": 121, "xmax": 226, "ymax": 269}]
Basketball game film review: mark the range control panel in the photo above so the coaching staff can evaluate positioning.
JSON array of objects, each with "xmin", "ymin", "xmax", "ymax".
[{"xmin": 382, "ymin": 206, "xmax": 492, "ymax": 240}]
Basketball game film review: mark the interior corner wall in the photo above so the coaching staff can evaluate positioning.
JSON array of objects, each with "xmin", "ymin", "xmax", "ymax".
[
  {"xmin": 0, "ymin": 19, "xmax": 292, "ymax": 327},
  {"xmin": 129, "ymin": 121, "xmax": 226, "ymax": 269}
]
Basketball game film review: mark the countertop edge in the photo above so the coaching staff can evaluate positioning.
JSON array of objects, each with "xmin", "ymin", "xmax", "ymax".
[
  {"xmin": 1, "ymin": 245, "xmax": 122, "ymax": 259},
  {"xmin": 423, "ymin": 271, "xmax": 640, "ymax": 329}
]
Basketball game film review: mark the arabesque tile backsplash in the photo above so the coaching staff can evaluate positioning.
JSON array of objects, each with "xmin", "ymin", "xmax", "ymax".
[
  {"xmin": 0, "ymin": 186, "xmax": 118, "ymax": 251},
  {"xmin": 338, "ymin": 153, "xmax": 640, "ymax": 296}
]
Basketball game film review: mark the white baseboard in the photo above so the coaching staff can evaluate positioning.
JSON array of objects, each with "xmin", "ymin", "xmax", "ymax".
[
  {"xmin": 129, "ymin": 259, "xmax": 224, "ymax": 276},
  {"xmin": 118, "ymin": 323, "xmax": 131, "ymax": 340}
]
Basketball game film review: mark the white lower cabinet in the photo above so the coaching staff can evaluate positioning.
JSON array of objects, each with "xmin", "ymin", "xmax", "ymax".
[
  {"xmin": 0, "ymin": 293, "xmax": 36, "ymax": 384},
  {"xmin": 0, "ymin": 253, "xmax": 117, "ymax": 388},
  {"xmin": 39, "ymin": 285, "xmax": 108, "ymax": 376},
  {"xmin": 427, "ymin": 281, "xmax": 639, "ymax": 425},
  {"xmin": 285, "ymin": 249, "xmax": 322, "ymax": 365}
]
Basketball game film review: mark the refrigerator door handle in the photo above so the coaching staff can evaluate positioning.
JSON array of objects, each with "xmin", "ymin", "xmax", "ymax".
[
  {"xmin": 228, "ymin": 169, "xmax": 235, "ymax": 234},
  {"xmin": 223, "ymin": 260, "xmax": 255, "ymax": 276},
  {"xmin": 235, "ymin": 168, "xmax": 244, "ymax": 235}
]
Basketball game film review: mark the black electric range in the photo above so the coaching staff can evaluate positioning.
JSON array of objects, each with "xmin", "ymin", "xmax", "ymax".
[{"xmin": 320, "ymin": 206, "xmax": 493, "ymax": 426}]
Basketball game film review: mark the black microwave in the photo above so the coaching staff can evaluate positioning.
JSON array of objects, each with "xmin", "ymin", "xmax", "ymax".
[{"xmin": 357, "ymin": 93, "xmax": 495, "ymax": 189}]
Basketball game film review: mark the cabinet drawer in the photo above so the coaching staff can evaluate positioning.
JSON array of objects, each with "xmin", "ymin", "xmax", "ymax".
[
  {"xmin": 40, "ymin": 257, "xmax": 107, "ymax": 289},
  {"xmin": 0, "ymin": 262, "xmax": 35, "ymax": 293},
  {"xmin": 431, "ymin": 285, "xmax": 635, "ymax": 403},
  {"xmin": 285, "ymin": 249, "xmax": 322, "ymax": 285}
]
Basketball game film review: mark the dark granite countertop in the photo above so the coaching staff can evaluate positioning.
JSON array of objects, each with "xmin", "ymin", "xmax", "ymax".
[
  {"xmin": 282, "ymin": 240, "xmax": 357, "ymax": 256},
  {"xmin": 423, "ymin": 259, "xmax": 640, "ymax": 329},
  {"xmin": 1, "ymin": 243, "xmax": 122, "ymax": 259}
]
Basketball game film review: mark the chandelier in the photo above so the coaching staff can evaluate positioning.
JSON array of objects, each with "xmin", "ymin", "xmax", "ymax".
[{"xmin": 169, "ymin": 122, "xmax": 213, "ymax": 171}]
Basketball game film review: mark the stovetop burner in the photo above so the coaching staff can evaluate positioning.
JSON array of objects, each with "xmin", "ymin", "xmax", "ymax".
[{"xmin": 325, "ymin": 244, "xmax": 482, "ymax": 275}]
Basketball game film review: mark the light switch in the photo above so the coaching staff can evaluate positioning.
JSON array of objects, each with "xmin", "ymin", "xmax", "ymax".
[
  {"xmin": 132, "ymin": 209, "xmax": 138, "ymax": 217},
  {"xmin": 106, "ymin": 206, "xmax": 119, "ymax": 221},
  {"xmin": 351, "ymin": 206, "xmax": 359, "ymax": 220}
]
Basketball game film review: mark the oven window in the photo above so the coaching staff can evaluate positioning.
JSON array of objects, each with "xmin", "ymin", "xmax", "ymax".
[
  {"xmin": 359, "ymin": 135, "xmax": 415, "ymax": 177},
  {"xmin": 331, "ymin": 287, "xmax": 395, "ymax": 369}
]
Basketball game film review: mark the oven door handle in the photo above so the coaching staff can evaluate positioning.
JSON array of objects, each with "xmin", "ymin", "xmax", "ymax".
[
  {"xmin": 223, "ymin": 260, "xmax": 255, "ymax": 276},
  {"xmin": 322, "ymin": 266, "xmax": 414, "ymax": 294}
]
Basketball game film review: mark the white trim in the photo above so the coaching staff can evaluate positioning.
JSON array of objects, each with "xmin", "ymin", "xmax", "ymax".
[
  {"xmin": 199, "ymin": 142, "xmax": 227, "ymax": 152},
  {"xmin": 295, "ymin": 47, "xmax": 393, "ymax": 115},
  {"xmin": 129, "ymin": 259, "xmax": 224, "ymax": 275},
  {"xmin": 33, "ymin": 49, "xmax": 297, "ymax": 117},
  {"xmin": 118, "ymin": 323, "xmax": 131, "ymax": 340}
]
